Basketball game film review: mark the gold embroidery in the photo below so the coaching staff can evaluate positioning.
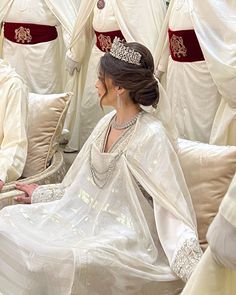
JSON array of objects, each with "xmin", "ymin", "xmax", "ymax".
[
  {"xmin": 98, "ymin": 34, "xmax": 112, "ymax": 52},
  {"xmin": 14, "ymin": 26, "xmax": 32, "ymax": 44},
  {"xmin": 170, "ymin": 34, "xmax": 187, "ymax": 58}
]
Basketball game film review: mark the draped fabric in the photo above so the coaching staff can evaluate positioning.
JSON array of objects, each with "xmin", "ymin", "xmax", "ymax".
[
  {"xmin": 191, "ymin": 0, "xmax": 236, "ymax": 145},
  {"xmin": 155, "ymin": 0, "xmax": 236, "ymax": 144},
  {"xmin": 0, "ymin": 59, "xmax": 28, "ymax": 182},
  {"xmin": 0, "ymin": 112, "xmax": 200, "ymax": 294},
  {"xmin": 0, "ymin": 0, "xmax": 79, "ymax": 93},
  {"xmin": 182, "ymin": 247, "xmax": 236, "ymax": 295},
  {"xmin": 65, "ymin": 0, "xmax": 166, "ymax": 150}
]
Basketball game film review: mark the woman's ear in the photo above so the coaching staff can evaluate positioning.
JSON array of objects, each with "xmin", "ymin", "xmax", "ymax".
[{"xmin": 116, "ymin": 86, "xmax": 126, "ymax": 96}]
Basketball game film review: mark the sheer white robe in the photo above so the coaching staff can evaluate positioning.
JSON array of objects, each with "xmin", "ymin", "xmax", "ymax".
[
  {"xmin": 0, "ymin": 59, "xmax": 28, "ymax": 182},
  {"xmin": 65, "ymin": 0, "xmax": 166, "ymax": 151},
  {"xmin": 0, "ymin": 0, "xmax": 78, "ymax": 94},
  {"xmin": 0, "ymin": 111, "xmax": 201, "ymax": 294}
]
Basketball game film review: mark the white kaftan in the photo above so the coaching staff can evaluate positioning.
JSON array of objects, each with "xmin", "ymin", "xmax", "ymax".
[
  {"xmin": 65, "ymin": 0, "xmax": 166, "ymax": 151},
  {"xmin": 0, "ymin": 111, "xmax": 201, "ymax": 294},
  {"xmin": 159, "ymin": 0, "xmax": 221, "ymax": 143},
  {"xmin": 0, "ymin": 0, "xmax": 78, "ymax": 94},
  {"xmin": 156, "ymin": 0, "xmax": 236, "ymax": 144},
  {"xmin": 0, "ymin": 59, "xmax": 28, "ymax": 182}
]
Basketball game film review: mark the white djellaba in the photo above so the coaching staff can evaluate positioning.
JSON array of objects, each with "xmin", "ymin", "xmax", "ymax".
[
  {"xmin": 64, "ymin": 0, "xmax": 166, "ymax": 151},
  {"xmin": 0, "ymin": 43, "xmax": 201, "ymax": 294},
  {"xmin": 155, "ymin": 0, "xmax": 236, "ymax": 145},
  {"xmin": 0, "ymin": 0, "xmax": 79, "ymax": 94},
  {"xmin": 0, "ymin": 59, "xmax": 28, "ymax": 183}
]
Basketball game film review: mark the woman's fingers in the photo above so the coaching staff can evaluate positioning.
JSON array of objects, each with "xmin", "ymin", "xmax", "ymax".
[
  {"xmin": 15, "ymin": 183, "xmax": 38, "ymax": 197},
  {"xmin": 14, "ymin": 194, "xmax": 31, "ymax": 204}
]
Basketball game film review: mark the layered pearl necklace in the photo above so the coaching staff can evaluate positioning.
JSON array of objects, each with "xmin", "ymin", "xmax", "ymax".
[
  {"xmin": 89, "ymin": 111, "xmax": 142, "ymax": 188},
  {"xmin": 111, "ymin": 111, "xmax": 142, "ymax": 130}
]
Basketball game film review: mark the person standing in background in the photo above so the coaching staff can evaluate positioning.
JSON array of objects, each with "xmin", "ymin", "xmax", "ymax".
[
  {"xmin": 155, "ymin": 0, "xmax": 236, "ymax": 145},
  {"xmin": 0, "ymin": 0, "xmax": 79, "ymax": 94}
]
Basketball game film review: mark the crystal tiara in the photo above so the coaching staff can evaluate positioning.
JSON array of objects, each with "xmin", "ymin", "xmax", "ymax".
[{"xmin": 110, "ymin": 37, "xmax": 142, "ymax": 66}]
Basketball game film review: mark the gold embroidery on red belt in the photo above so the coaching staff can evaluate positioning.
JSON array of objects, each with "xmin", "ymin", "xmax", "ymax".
[
  {"xmin": 14, "ymin": 26, "xmax": 32, "ymax": 44},
  {"xmin": 170, "ymin": 34, "xmax": 187, "ymax": 58},
  {"xmin": 98, "ymin": 34, "xmax": 112, "ymax": 52}
]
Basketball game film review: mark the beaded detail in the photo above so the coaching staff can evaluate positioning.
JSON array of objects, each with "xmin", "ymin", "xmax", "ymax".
[
  {"xmin": 111, "ymin": 111, "xmax": 142, "ymax": 130},
  {"xmin": 171, "ymin": 238, "xmax": 203, "ymax": 282},
  {"xmin": 31, "ymin": 184, "xmax": 65, "ymax": 204}
]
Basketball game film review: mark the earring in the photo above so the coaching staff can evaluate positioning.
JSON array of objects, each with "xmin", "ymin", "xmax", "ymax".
[{"xmin": 116, "ymin": 93, "xmax": 122, "ymax": 109}]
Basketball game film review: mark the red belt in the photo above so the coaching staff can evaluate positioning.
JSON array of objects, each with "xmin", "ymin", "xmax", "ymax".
[
  {"xmin": 3, "ymin": 22, "xmax": 58, "ymax": 45},
  {"xmin": 94, "ymin": 30, "xmax": 125, "ymax": 52},
  {"xmin": 168, "ymin": 28, "xmax": 204, "ymax": 62}
]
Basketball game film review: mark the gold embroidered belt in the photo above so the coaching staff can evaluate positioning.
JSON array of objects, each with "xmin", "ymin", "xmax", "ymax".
[
  {"xmin": 168, "ymin": 28, "xmax": 204, "ymax": 62},
  {"xmin": 94, "ymin": 29, "xmax": 125, "ymax": 52},
  {"xmin": 3, "ymin": 22, "xmax": 58, "ymax": 45}
]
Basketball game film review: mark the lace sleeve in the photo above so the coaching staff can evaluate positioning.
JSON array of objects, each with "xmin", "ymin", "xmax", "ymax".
[
  {"xmin": 31, "ymin": 183, "xmax": 65, "ymax": 204},
  {"xmin": 171, "ymin": 238, "xmax": 203, "ymax": 282}
]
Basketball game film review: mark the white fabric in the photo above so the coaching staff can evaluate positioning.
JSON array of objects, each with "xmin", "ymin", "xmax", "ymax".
[
  {"xmin": 207, "ymin": 213, "xmax": 236, "ymax": 270},
  {"xmin": 0, "ymin": 112, "xmax": 199, "ymax": 294},
  {"xmin": 182, "ymin": 173, "xmax": 236, "ymax": 294},
  {"xmin": 0, "ymin": 0, "xmax": 79, "ymax": 94},
  {"xmin": 191, "ymin": 0, "xmax": 236, "ymax": 145},
  {"xmin": 156, "ymin": 0, "xmax": 221, "ymax": 143},
  {"xmin": 65, "ymin": 0, "xmax": 166, "ymax": 150},
  {"xmin": 0, "ymin": 59, "xmax": 28, "ymax": 182}
]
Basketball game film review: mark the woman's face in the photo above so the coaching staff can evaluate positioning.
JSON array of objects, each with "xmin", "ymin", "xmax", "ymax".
[{"xmin": 95, "ymin": 74, "xmax": 117, "ymax": 107}]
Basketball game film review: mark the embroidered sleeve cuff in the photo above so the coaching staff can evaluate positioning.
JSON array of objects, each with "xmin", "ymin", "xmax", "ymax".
[
  {"xmin": 31, "ymin": 184, "xmax": 65, "ymax": 204},
  {"xmin": 171, "ymin": 238, "xmax": 203, "ymax": 282}
]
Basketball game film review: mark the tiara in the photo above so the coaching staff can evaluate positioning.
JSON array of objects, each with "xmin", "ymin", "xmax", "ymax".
[{"xmin": 110, "ymin": 37, "xmax": 142, "ymax": 66}]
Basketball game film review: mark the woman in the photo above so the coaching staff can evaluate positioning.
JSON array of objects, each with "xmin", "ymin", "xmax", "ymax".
[
  {"xmin": 64, "ymin": 0, "xmax": 166, "ymax": 151},
  {"xmin": 0, "ymin": 40, "xmax": 201, "ymax": 294},
  {"xmin": 155, "ymin": 0, "xmax": 236, "ymax": 144}
]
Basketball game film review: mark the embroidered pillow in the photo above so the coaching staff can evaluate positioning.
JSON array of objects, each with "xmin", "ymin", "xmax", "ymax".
[
  {"xmin": 178, "ymin": 138, "xmax": 236, "ymax": 251},
  {"xmin": 22, "ymin": 92, "xmax": 72, "ymax": 177}
]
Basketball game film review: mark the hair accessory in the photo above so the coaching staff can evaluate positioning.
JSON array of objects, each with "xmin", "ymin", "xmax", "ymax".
[{"xmin": 110, "ymin": 37, "xmax": 142, "ymax": 66}]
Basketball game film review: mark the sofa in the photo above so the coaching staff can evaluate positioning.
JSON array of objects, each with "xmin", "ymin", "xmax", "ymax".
[{"xmin": 0, "ymin": 92, "xmax": 72, "ymax": 209}]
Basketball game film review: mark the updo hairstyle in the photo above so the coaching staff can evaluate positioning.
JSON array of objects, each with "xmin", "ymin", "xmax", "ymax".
[{"xmin": 99, "ymin": 42, "xmax": 159, "ymax": 107}]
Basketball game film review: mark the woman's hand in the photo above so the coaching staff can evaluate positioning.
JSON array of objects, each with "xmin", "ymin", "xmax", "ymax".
[
  {"xmin": 14, "ymin": 183, "xmax": 39, "ymax": 204},
  {"xmin": 0, "ymin": 180, "xmax": 4, "ymax": 192}
]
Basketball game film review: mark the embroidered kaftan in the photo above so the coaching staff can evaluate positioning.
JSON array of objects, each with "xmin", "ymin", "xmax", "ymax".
[{"xmin": 0, "ymin": 111, "xmax": 201, "ymax": 294}]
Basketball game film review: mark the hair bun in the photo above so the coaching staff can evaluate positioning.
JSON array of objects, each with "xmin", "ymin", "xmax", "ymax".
[{"xmin": 131, "ymin": 79, "xmax": 159, "ymax": 107}]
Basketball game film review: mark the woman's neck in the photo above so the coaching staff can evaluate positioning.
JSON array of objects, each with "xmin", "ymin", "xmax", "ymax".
[{"xmin": 115, "ymin": 104, "xmax": 141, "ymax": 124}]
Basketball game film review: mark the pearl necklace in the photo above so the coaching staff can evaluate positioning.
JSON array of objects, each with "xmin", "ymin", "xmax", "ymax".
[{"xmin": 111, "ymin": 111, "xmax": 142, "ymax": 130}]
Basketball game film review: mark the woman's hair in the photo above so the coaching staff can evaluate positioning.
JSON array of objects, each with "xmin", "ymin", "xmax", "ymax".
[{"xmin": 99, "ymin": 42, "xmax": 159, "ymax": 107}]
